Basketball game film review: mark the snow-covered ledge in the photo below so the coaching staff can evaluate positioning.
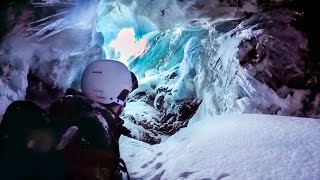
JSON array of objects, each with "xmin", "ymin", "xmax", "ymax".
[{"xmin": 120, "ymin": 114, "xmax": 320, "ymax": 179}]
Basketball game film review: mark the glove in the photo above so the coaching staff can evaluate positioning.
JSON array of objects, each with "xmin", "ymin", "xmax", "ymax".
[
  {"xmin": 120, "ymin": 126, "xmax": 131, "ymax": 137},
  {"xmin": 56, "ymin": 126, "xmax": 78, "ymax": 150}
]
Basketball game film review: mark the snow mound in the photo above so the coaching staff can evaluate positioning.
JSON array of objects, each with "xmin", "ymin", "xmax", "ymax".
[{"xmin": 120, "ymin": 114, "xmax": 320, "ymax": 180}]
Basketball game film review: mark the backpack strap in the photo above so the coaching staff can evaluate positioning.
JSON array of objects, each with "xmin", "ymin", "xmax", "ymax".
[
  {"xmin": 94, "ymin": 108, "xmax": 131, "ymax": 180},
  {"xmin": 119, "ymin": 158, "xmax": 131, "ymax": 180}
]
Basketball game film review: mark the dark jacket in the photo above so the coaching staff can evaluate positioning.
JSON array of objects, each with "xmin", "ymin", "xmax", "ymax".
[
  {"xmin": 49, "ymin": 88, "xmax": 128, "ymax": 180},
  {"xmin": 0, "ymin": 89, "xmax": 129, "ymax": 180}
]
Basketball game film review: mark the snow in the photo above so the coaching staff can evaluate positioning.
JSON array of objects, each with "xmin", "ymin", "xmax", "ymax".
[
  {"xmin": 0, "ymin": 76, "xmax": 21, "ymax": 117},
  {"xmin": 120, "ymin": 114, "xmax": 320, "ymax": 180}
]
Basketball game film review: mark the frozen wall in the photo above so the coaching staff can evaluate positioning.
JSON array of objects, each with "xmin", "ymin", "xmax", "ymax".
[{"xmin": 0, "ymin": 0, "xmax": 318, "ymax": 143}]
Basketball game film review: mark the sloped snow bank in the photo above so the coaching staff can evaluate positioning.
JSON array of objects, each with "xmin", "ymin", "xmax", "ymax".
[{"xmin": 120, "ymin": 114, "xmax": 320, "ymax": 180}]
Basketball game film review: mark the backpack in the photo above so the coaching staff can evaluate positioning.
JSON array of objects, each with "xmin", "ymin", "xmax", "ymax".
[
  {"xmin": 0, "ymin": 89, "xmax": 131, "ymax": 180},
  {"xmin": 50, "ymin": 89, "xmax": 131, "ymax": 180},
  {"xmin": 0, "ymin": 101, "xmax": 65, "ymax": 180}
]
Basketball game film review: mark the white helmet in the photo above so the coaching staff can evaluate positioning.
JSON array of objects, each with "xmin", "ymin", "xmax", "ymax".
[{"xmin": 81, "ymin": 60, "xmax": 133, "ymax": 106}]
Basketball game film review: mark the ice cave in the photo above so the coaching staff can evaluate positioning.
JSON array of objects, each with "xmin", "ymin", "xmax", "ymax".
[{"xmin": 0, "ymin": 0, "xmax": 319, "ymax": 179}]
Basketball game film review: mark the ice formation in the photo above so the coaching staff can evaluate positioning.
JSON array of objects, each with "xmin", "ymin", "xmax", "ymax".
[
  {"xmin": 1, "ymin": 0, "xmax": 320, "ymax": 179},
  {"xmin": 0, "ymin": 0, "xmax": 317, "ymax": 139}
]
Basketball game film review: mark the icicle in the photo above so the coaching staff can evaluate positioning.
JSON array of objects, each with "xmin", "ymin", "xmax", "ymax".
[
  {"xmin": 37, "ymin": 26, "xmax": 71, "ymax": 42},
  {"xmin": 26, "ymin": 18, "xmax": 65, "ymax": 40},
  {"xmin": 28, "ymin": 11, "xmax": 68, "ymax": 26},
  {"xmin": 30, "ymin": 0, "xmax": 78, "ymax": 7}
]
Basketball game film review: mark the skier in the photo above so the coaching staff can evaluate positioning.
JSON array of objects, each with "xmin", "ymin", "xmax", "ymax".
[{"xmin": 0, "ymin": 59, "xmax": 138, "ymax": 180}]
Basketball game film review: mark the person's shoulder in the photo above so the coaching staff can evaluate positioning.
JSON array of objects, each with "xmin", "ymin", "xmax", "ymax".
[
  {"xmin": 4, "ymin": 100, "xmax": 47, "ymax": 121},
  {"xmin": 49, "ymin": 89, "xmax": 92, "ymax": 120},
  {"xmin": 5, "ymin": 100, "xmax": 42, "ymax": 112},
  {"xmin": 1, "ymin": 100, "xmax": 49, "ymax": 134},
  {"xmin": 50, "ymin": 89, "xmax": 86, "ymax": 107}
]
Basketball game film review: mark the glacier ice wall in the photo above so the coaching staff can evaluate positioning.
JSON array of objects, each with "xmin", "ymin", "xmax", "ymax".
[
  {"xmin": 0, "ymin": 0, "xmax": 318, "ymax": 143},
  {"xmin": 0, "ymin": 1, "xmax": 102, "ymax": 108},
  {"xmin": 190, "ymin": 9, "xmax": 310, "ymax": 124},
  {"xmin": 108, "ymin": 1, "xmax": 314, "ymax": 142}
]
